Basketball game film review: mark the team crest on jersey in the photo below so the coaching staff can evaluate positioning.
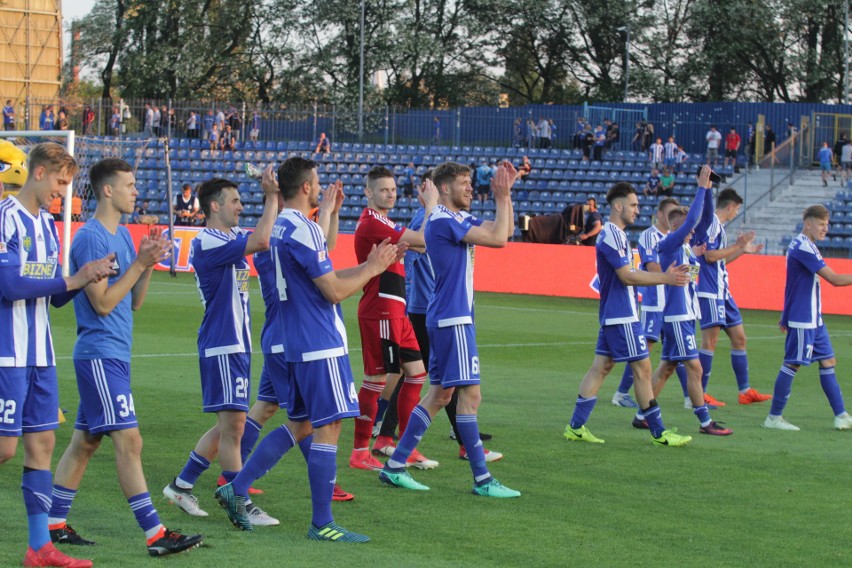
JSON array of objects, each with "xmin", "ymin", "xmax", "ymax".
[
  {"xmin": 22, "ymin": 235, "xmax": 31, "ymax": 252},
  {"xmin": 0, "ymin": 241, "xmax": 6, "ymax": 253},
  {"xmin": 318, "ymin": 250, "xmax": 327, "ymax": 262}
]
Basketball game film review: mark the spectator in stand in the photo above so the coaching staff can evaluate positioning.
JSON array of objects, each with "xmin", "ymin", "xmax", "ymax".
[
  {"xmin": 3, "ymin": 99, "xmax": 15, "ymax": 130},
  {"xmin": 39, "ymin": 105, "xmax": 55, "ymax": 130},
  {"xmin": 834, "ymin": 133, "xmax": 848, "ymax": 182},
  {"xmin": 475, "ymin": 160, "xmax": 493, "ymax": 205},
  {"xmin": 202, "ymin": 110, "xmax": 215, "ymax": 140},
  {"xmin": 593, "ymin": 125, "xmax": 607, "ymax": 162},
  {"xmin": 174, "ymin": 183, "xmax": 200, "ymax": 226},
  {"xmin": 663, "ymin": 136, "xmax": 677, "ymax": 169},
  {"xmin": 764, "ymin": 124, "xmax": 777, "ymax": 165},
  {"xmin": 841, "ymin": 139, "xmax": 852, "ymax": 187},
  {"xmin": 538, "ymin": 117, "xmax": 552, "ymax": 149},
  {"xmin": 208, "ymin": 124, "xmax": 219, "ymax": 152},
  {"xmin": 705, "ymin": 125, "xmax": 722, "ymax": 167},
  {"xmin": 56, "ymin": 111, "xmax": 69, "ymax": 131},
  {"xmin": 119, "ymin": 98, "xmax": 130, "ymax": 134},
  {"xmin": 577, "ymin": 197, "xmax": 603, "ymax": 246},
  {"xmin": 517, "ymin": 155, "xmax": 532, "ymax": 179},
  {"xmin": 220, "ymin": 124, "xmax": 236, "ymax": 151},
  {"xmin": 228, "ymin": 106, "xmax": 242, "ymax": 140},
  {"xmin": 314, "ymin": 132, "xmax": 331, "ymax": 154},
  {"xmin": 109, "ymin": 106, "xmax": 121, "ymax": 136},
  {"xmin": 71, "ymin": 192, "xmax": 83, "ymax": 222},
  {"xmin": 215, "ymin": 108, "xmax": 226, "ymax": 132},
  {"xmin": 433, "ymin": 116, "xmax": 441, "ymax": 144},
  {"xmin": 574, "ymin": 117, "xmax": 587, "ymax": 149},
  {"xmin": 152, "ymin": 105, "xmax": 161, "ymax": 137},
  {"xmin": 581, "ymin": 125, "xmax": 594, "ymax": 162},
  {"xmin": 526, "ymin": 118, "xmax": 538, "ymax": 149},
  {"xmin": 818, "ymin": 141, "xmax": 834, "ymax": 187},
  {"xmin": 143, "ymin": 104, "xmax": 154, "ymax": 136},
  {"xmin": 82, "ymin": 105, "xmax": 95, "ymax": 135},
  {"xmin": 642, "ymin": 122, "xmax": 655, "ymax": 151},
  {"xmin": 632, "ymin": 121, "xmax": 645, "ymax": 152},
  {"xmin": 186, "ymin": 110, "xmax": 199, "ymax": 139},
  {"xmin": 512, "ymin": 118, "xmax": 524, "ymax": 147},
  {"xmin": 401, "ymin": 162, "xmax": 416, "ymax": 197},
  {"xmin": 249, "ymin": 111, "xmax": 261, "ymax": 142},
  {"xmin": 746, "ymin": 123, "xmax": 756, "ymax": 168},
  {"xmin": 675, "ymin": 145, "xmax": 690, "ymax": 172},
  {"xmin": 649, "ymin": 137, "xmax": 664, "ymax": 170},
  {"xmin": 168, "ymin": 107, "xmax": 177, "ymax": 136},
  {"xmin": 724, "ymin": 127, "xmax": 741, "ymax": 170},
  {"xmin": 659, "ymin": 166, "xmax": 676, "ymax": 197},
  {"xmin": 549, "ymin": 119, "xmax": 557, "ymax": 146},
  {"xmin": 644, "ymin": 168, "xmax": 663, "ymax": 197},
  {"xmin": 606, "ymin": 121, "xmax": 620, "ymax": 149}
]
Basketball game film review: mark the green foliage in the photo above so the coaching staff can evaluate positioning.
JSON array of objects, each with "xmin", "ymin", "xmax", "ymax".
[{"xmin": 3, "ymin": 272, "xmax": 852, "ymax": 566}]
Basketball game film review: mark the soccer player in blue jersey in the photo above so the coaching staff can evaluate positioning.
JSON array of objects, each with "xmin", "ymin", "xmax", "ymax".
[
  {"xmin": 695, "ymin": 188, "xmax": 771, "ymax": 407},
  {"xmin": 163, "ymin": 169, "xmax": 279, "ymax": 521},
  {"xmin": 564, "ymin": 176, "xmax": 693, "ymax": 447},
  {"xmin": 377, "ymin": 160, "xmax": 519, "ymax": 497},
  {"xmin": 0, "ymin": 143, "xmax": 115, "ymax": 568},
  {"xmin": 215, "ymin": 156, "xmax": 400, "ymax": 541},
  {"xmin": 46, "ymin": 158, "xmax": 202, "ymax": 556},
  {"xmin": 649, "ymin": 174, "xmax": 732, "ymax": 436},
  {"xmin": 763, "ymin": 205, "xmax": 852, "ymax": 431}
]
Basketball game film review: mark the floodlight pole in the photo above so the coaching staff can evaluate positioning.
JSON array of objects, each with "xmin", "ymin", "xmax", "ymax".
[
  {"xmin": 618, "ymin": 26, "xmax": 630, "ymax": 102},
  {"xmin": 358, "ymin": 0, "xmax": 365, "ymax": 141}
]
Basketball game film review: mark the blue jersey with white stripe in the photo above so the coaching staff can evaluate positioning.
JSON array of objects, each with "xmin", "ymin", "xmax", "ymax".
[
  {"xmin": 405, "ymin": 207, "xmax": 435, "ymax": 315},
  {"xmin": 190, "ymin": 227, "xmax": 251, "ymax": 358},
  {"xmin": 658, "ymin": 186, "xmax": 707, "ymax": 322},
  {"xmin": 70, "ymin": 220, "xmax": 136, "ymax": 361},
  {"xmin": 596, "ymin": 222, "xmax": 638, "ymax": 326},
  {"xmin": 424, "ymin": 206, "xmax": 483, "ymax": 328},
  {"xmin": 780, "ymin": 234, "xmax": 826, "ymax": 329},
  {"xmin": 0, "ymin": 197, "xmax": 60, "ymax": 367},
  {"xmin": 696, "ymin": 213, "xmax": 731, "ymax": 300},
  {"xmin": 253, "ymin": 245, "xmax": 284, "ymax": 356},
  {"xmin": 272, "ymin": 209, "xmax": 347, "ymax": 362},
  {"xmin": 637, "ymin": 225, "xmax": 665, "ymax": 312}
]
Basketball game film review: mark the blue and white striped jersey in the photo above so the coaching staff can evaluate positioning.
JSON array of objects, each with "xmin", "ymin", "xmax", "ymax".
[
  {"xmin": 190, "ymin": 227, "xmax": 251, "ymax": 358},
  {"xmin": 696, "ymin": 212, "xmax": 731, "ymax": 300},
  {"xmin": 637, "ymin": 225, "xmax": 665, "ymax": 312},
  {"xmin": 253, "ymin": 245, "xmax": 283, "ymax": 356},
  {"xmin": 658, "ymin": 186, "xmax": 707, "ymax": 322},
  {"xmin": 0, "ymin": 197, "xmax": 60, "ymax": 367},
  {"xmin": 780, "ymin": 234, "xmax": 826, "ymax": 329},
  {"xmin": 596, "ymin": 221, "xmax": 639, "ymax": 326}
]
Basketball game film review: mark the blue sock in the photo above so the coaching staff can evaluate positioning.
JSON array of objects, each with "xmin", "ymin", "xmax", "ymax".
[
  {"xmin": 819, "ymin": 366, "xmax": 846, "ymax": 416},
  {"xmin": 731, "ymin": 350, "xmax": 750, "ymax": 391},
  {"xmin": 675, "ymin": 364, "xmax": 689, "ymax": 397},
  {"xmin": 221, "ymin": 470, "xmax": 237, "ymax": 483},
  {"xmin": 128, "ymin": 492, "xmax": 162, "ymax": 534},
  {"xmin": 456, "ymin": 414, "xmax": 491, "ymax": 485},
  {"xmin": 22, "ymin": 468, "xmax": 52, "ymax": 550},
  {"xmin": 375, "ymin": 397, "xmax": 390, "ymax": 425},
  {"xmin": 47, "ymin": 485, "xmax": 76, "ymax": 525},
  {"xmin": 233, "ymin": 425, "xmax": 295, "ymax": 496},
  {"xmin": 699, "ymin": 350, "xmax": 714, "ymax": 391},
  {"xmin": 617, "ymin": 366, "xmax": 634, "ymax": 394},
  {"xmin": 387, "ymin": 405, "xmax": 430, "ymax": 470},
  {"xmin": 642, "ymin": 403, "xmax": 665, "ymax": 438},
  {"xmin": 177, "ymin": 451, "xmax": 210, "ymax": 488},
  {"xmin": 308, "ymin": 443, "xmax": 337, "ymax": 529},
  {"xmin": 569, "ymin": 396, "xmax": 597, "ymax": 429},
  {"xmin": 769, "ymin": 365, "xmax": 797, "ymax": 416},
  {"xmin": 693, "ymin": 405, "xmax": 712, "ymax": 427},
  {"xmin": 298, "ymin": 434, "xmax": 313, "ymax": 463},
  {"xmin": 240, "ymin": 417, "xmax": 263, "ymax": 464}
]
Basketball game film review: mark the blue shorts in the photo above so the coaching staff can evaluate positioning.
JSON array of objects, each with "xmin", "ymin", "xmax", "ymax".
[
  {"xmin": 284, "ymin": 355, "xmax": 359, "ymax": 428},
  {"xmin": 699, "ymin": 295, "xmax": 743, "ymax": 329},
  {"xmin": 0, "ymin": 366, "xmax": 59, "ymax": 436},
  {"xmin": 257, "ymin": 353, "xmax": 288, "ymax": 408},
  {"xmin": 640, "ymin": 310, "xmax": 663, "ymax": 343},
  {"xmin": 199, "ymin": 353, "xmax": 250, "ymax": 412},
  {"xmin": 74, "ymin": 359, "xmax": 137, "ymax": 434},
  {"xmin": 427, "ymin": 324, "xmax": 481, "ymax": 388},
  {"xmin": 595, "ymin": 322, "xmax": 649, "ymax": 363},
  {"xmin": 820, "ymin": 162, "xmax": 832, "ymax": 172},
  {"xmin": 661, "ymin": 320, "xmax": 700, "ymax": 361},
  {"xmin": 664, "ymin": 157, "xmax": 675, "ymax": 167},
  {"xmin": 784, "ymin": 325, "xmax": 834, "ymax": 366}
]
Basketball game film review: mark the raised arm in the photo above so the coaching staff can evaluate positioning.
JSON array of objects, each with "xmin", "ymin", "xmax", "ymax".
[
  {"xmin": 462, "ymin": 161, "xmax": 517, "ymax": 247},
  {"xmin": 398, "ymin": 179, "xmax": 439, "ymax": 251},
  {"xmin": 692, "ymin": 183, "xmax": 715, "ymax": 244},
  {"xmin": 317, "ymin": 180, "xmax": 344, "ymax": 251},
  {"xmin": 245, "ymin": 164, "xmax": 281, "ymax": 255}
]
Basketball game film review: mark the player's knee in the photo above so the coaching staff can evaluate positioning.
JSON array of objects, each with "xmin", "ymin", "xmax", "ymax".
[
  {"xmin": 0, "ymin": 444, "xmax": 16, "ymax": 464},
  {"xmin": 821, "ymin": 358, "xmax": 837, "ymax": 368},
  {"xmin": 113, "ymin": 430, "xmax": 144, "ymax": 457}
]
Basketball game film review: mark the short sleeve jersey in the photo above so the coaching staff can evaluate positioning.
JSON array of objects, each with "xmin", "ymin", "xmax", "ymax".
[
  {"xmin": 706, "ymin": 130, "xmax": 721, "ymax": 149},
  {"xmin": 0, "ymin": 197, "xmax": 61, "ymax": 367},
  {"xmin": 664, "ymin": 142, "xmax": 677, "ymax": 160},
  {"xmin": 637, "ymin": 225, "xmax": 665, "ymax": 312},
  {"xmin": 649, "ymin": 143, "xmax": 664, "ymax": 163},
  {"xmin": 424, "ymin": 206, "xmax": 483, "ymax": 328},
  {"xmin": 780, "ymin": 234, "xmax": 826, "ymax": 329},
  {"xmin": 70, "ymin": 220, "xmax": 136, "ymax": 361},
  {"xmin": 272, "ymin": 209, "xmax": 347, "ymax": 362},
  {"xmin": 190, "ymin": 228, "xmax": 251, "ymax": 358},
  {"xmin": 354, "ymin": 207, "xmax": 406, "ymax": 319},
  {"xmin": 696, "ymin": 213, "xmax": 730, "ymax": 300},
  {"xmin": 595, "ymin": 222, "xmax": 638, "ymax": 326},
  {"xmin": 405, "ymin": 207, "xmax": 435, "ymax": 315},
  {"xmin": 819, "ymin": 147, "xmax": 833, "ymax": 166}
]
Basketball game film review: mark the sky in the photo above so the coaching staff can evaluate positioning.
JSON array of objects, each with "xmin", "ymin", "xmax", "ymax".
[{"xmin": 63, "ymin": 0, "xmax": 96, "ymax": 23}]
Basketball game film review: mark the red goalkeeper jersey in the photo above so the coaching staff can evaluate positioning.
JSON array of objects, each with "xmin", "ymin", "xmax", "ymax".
[{"xmin": 354, "ymin": 207, "xmax": 407, "ymax": 319}]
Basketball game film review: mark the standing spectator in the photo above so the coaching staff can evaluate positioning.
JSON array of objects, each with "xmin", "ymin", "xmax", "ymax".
[
  {"xmin": 475, "ymin": 160, "xmax": 493, "ymax": 205},
  {"xmin": 675, "ymin": 145, "xmax": 690, "ymax": 172},
  {"xmin": 39, "ymin": 105, "xmax": 55, "ymax": 130},
  {"xmin": 705, "ymin": 125, "xmax": 722, "ymax": 167},
  {"xmin": 574, "ymin": 117, "xmax": 587, "ymax": 149},
  {"xmin": 3, "ymin": 99, "xmax": 15, "ymax": 130},
  {"xmin": 746, "ymin": 122, "xmax": 756, "ymax": 168},
  {"xmin": 841, "ymin": 139, "xmax": 852, "ymax": 187},
  {"xmin": 227, "ymin": 105, "xmax": 241, "ymax": 140},
  {"xmin": 173, "ymin": 183, "xmax": 200, "ymax": 226},
  {"xmin": 644, "ymin": 168, "xmax": 663, "ymax": 197},
  {"xmin": 724, "ymin": 127, "xmax": 741, "ymax": 170},
  {"xmin": 649, "ymin": 137, "xmax": 664, "ymax": 170},
  {"xmin": 56, "ymin": 111, "xmax": 69, "ymax": 131},
  {"xmin": 208, "ymin": 124, "xmax": 219, "ymax": 152},
  {"xmin": 314, "ymin": 132, "xmax": 330, "ymax": 154},
  {"xmin": 186, "ymin": 110, "xmax": 199, "ymax": 139},
  {"xmin": 663, "ymin": 136, "xmax": 677, "ymax": 169},
  {"xmin": 764, "ymin": 124, "xmax": 777, "ymax": 165},
  {"xmin": 577, "ymin": 197, "xmax": 603, "ymax": 246},
  {"xmin": 109, "ymin": 106, "xmax": 121, "ymax": 136},
  {"xmin": 202, "ymin": 110, "xmax": 215, "ymax": 141},
  {"xmin": 143, "ymin": 104, "xmax": 154, "ymax": 136},
  {"xmin": 606, "ymin": 121, "xmax": 620, "ymax": 149},
  {"xmin": 152, "ymin": 105, "xmax": 161, "ymax": 137},
  {"xmin": 220, "ymin": 124, "xmax": 236, "ymax": 151},
  {"xmin": 432, "ymin": 116, "xmax": 441, "ymax": 144},
  {"xmin": 401, "ymin": 162, "xmax": 416, "ymax": 197},
  {"xmin": 119, "ymin": 98, "xmax": 130, "ymax": 134},
  {"xmin": 818, "ymin": 141, "xmax": 834, "ymax": 187},
  {"xmin": 642, "ymin": 122, "xmax": 655, "ymax": 151},
  {"xmin": 249, "ymin": 111, "xmax": 261, "ymax": 142},
  {"xmin": 549, "ymin": 119, "xmax": 557, "ymax": 146},
  {"xmin": 834, "ymin": 133, "xmax": 848, "ymax": 182},
  {"xmin": 593, "ymin": 125, "xmax": 606, "ymax": 162},
  {"xmin": 168, "ymin": 107, "xmax": 177, "ymax": 137},
  {"xmin": 632, "ymin": 121, "xmax": 645, "ymax": 152},
  {"xmin": 82, "ymin": 105, "xmax": 95, "ymax": 135},
  {"xmin": 215, "ymin": 108, "xmax": 226, "ymax": 132},
  {"xmin": 581, "ymin": 125, "xmax": 594, "ymax": 162},
  {"xmin": 512, "ymin": 118, "xmax": 524, "ymax": 147},
  {"xmin": 526, "ymin": 118, "xmax": 538, "ymax": 148},
  {"xmin": 538, "ymin": 117, "xmax": 552, "ymax": 149}
]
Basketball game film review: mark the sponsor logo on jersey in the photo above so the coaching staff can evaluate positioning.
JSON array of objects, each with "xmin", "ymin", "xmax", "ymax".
[
  {"xmin": 22, "ymin": 261, "xmax": 55, "ymax": 278},
  {"xmin": 235, "ymin": 268, "xmax": 250, "ymax": 293}
]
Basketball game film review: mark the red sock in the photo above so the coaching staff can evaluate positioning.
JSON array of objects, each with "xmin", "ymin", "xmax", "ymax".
[
  {"xmin": 353, "ymin": 382, "xmax": 384, "ymax": 449},
  {"xmin": 398, "ymin": 373, "xmax": 427, "ymax": 435}
]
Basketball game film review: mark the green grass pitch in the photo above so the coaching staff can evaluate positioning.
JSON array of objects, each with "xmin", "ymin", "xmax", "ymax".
[{"xmin": 2, "ymin": 271, "xmax": 852, "ymax": 567}]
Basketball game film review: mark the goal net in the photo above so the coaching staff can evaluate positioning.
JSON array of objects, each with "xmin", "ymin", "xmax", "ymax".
[{"xmin": 0, "ymin": 130, "xmax": 154, "ymax": 275}]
